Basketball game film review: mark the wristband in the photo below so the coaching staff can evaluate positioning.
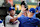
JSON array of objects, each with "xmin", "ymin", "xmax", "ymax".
[{"xmin": 21, "ymin": 11, "xmax": 24, "ymax": 13}]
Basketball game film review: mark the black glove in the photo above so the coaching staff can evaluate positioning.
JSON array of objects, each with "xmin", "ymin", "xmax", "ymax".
[{"xmin": 36, "ymin": 13, "xmax": 40, "ymax": 18}]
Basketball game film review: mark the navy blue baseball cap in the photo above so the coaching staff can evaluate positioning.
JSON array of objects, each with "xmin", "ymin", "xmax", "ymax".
[
  {"xmin": 29, "ymin": 8, "xmax": 36, "ymax": 13},
  {"xmin": 36, "ymin": 7, "xmax": 38, "ymax": 10},
  {"xmin": 38, "ymin": 7, "xmax": 40, "ymax": 12},
  {"xmin": 9, "ymin": 7, "xmax": 15, "ymax": 11},
  {"xmin": 0, "ymin": 20, "xmax": 2, "ymax": 23}
]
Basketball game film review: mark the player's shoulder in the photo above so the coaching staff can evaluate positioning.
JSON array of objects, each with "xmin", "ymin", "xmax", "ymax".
[
  {"xmin": 5, "ymin": 15, "xmax": 11, "ymax": 18},
  {"xmin": 32, "ymin": 17, "xmax": 39, "ymax": 21},
  {"xmin": 24, "ymin": 16, "xmax": 29, "ymax": 19},
  {"xmin": 25, "ymin": 16, "xmax": 28, "ymax": 18},
  {"xmin": 6, "ymin": 15, "xmax": 10, "ymax": 17}
]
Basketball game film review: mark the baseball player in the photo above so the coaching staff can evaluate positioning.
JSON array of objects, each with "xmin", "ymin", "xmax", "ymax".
[
  {"xmin": 18, "ymin": 1, "xmax": 28, "ymax": 17},
  {"xmin": 17, "ymin": 8, "xmax": 40, "ymax": 27},
  {"xmin": 33, "ymin": 6, "xmax": 40, "ymax": 18},
  {"xmin": 8, "ymin": 8, "xmax": 40, "ymax": 27},
  {"xmin": 5, "ymin": 7, "xmax": 19, "ymax": 27}
]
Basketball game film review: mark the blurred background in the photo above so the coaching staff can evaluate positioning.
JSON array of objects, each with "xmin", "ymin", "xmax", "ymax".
[
  {"xmin": 0, "ymin": 0, "xmax": 40, "ymax": 27},
  {"xmin": 0, "ymin": 0, "xmax": 39, "ymax": 14},
  {"xmin": 0, "ymin": 0, "xmax": 38, "ymax": 9}
]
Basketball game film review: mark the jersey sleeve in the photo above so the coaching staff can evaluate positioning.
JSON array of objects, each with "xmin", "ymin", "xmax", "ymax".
[
  {"xmin": 38, "ymin": 19, "xmax": 40, "ymax": 25},
  {"xmin": 5, "ymin": 16, "xmax": 13, "ymax": 23},
  {"xmin": 17, "ymin": 15, "xmax": 23, "ymax": 22},
  {"xmin": 35, "ymin": 18, "xmax": 40, "ymax": 25},
  {"xmin": 18, "ymin": 17, "xmax": 21, "ymax": 22}
]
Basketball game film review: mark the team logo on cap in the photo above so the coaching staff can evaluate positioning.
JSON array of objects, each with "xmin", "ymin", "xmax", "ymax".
[
  {"xmin": 11, "ymin": 7, "xmax": 13, "ymax": 9},
  {"xmin": 31, "ymin": 11, "xmax": 33, "ymax": 13}
]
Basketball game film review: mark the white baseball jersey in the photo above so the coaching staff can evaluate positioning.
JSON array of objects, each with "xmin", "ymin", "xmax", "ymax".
[{"xmin": 5, "ymin": 15, "xmax": 19, "ymax": 27}]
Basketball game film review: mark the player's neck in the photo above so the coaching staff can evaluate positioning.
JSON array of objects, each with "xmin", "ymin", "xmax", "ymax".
[
  {"xmin": 10, "ymin": 15, "xmax": 14, "ymax": 17},
  {"xmin": 23, "ymin": 13, "xmax": 27, "ymax": 16},
  {"xmin": 28, "ymin": 14, "xmax": 33, "ymax": 18}
]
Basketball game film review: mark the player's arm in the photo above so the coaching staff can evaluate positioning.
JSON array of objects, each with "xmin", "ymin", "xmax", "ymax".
[
  {"xmin": 39, "ymin": 19, "xmax": 40, "ymax": 25},
  {"xmin": 10, "ymin": 8, "xmax": 26, "ymax": 22},
  {"xmin": 17, "ymin": 7, "xmax": 26, "ymax": 17},
  {"xmin": 10, "ymin": 12, "xmax": 23, "ymax": 22},
  {"xmin": 10, "ymin": 17, "xmax": 18, "ymax": 22}
]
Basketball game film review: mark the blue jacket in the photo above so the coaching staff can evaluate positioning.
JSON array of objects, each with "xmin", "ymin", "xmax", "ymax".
[
  {"xmin": 18, "ymin": 15, "xmax": 25, "ymax": 27},
  {"xmin": 18, "ymin": 16, "xmax": 40, "ymax": 27}
]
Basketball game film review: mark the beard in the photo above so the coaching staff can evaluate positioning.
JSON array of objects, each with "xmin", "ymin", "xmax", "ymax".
[{"xmin": 10, "ymin": 13, "xmax": 14, "ymax": 16}]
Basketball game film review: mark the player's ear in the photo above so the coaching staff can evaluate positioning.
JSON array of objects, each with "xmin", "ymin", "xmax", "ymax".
[
  {"xmin": 28, "ymin": 10, "xmax": 29, "ymax": 13},
  {"xmin": 37, "ymin": 10, "xmax": 38, "ymax": 12},
  {"xmin": 14, "ymin": 10, "xmax": 15, "ymax": 14},
  {"xmin": 33, "ymin": 13, "xmax": 34, "ymax": 15}
]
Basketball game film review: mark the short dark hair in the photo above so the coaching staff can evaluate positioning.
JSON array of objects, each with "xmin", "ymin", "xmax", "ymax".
[
  {"xmin": 13, "ymin": 4, "xmax": 15, "ymax": 7},
  {"xmin": 39, "ymin": 3, "xmax": 40, "ymax": 6},
  {"xmin": 21, "ymin": 1, "xmax": 25, "ymax": 6},
  {"xmin": 21, "ymin": 1, "xmax": 27, "ymax": 8},
  {"xmin": 25, "ymin": 8, "xmax": 28, "ymax": 11}
]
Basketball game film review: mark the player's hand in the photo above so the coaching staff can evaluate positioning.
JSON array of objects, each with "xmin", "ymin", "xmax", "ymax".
[{"xmin": 21, "ymin": 7, "xmax": 26, "ymax": 12}]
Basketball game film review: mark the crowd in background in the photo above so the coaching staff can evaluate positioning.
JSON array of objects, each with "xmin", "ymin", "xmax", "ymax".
[{"xmin": 0, "ymin": 0, "xmax": 40, "ymax": 27}]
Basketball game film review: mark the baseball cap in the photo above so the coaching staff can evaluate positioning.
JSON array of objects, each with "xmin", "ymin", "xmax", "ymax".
[
  {"xmin": 29, "ymin": 8, "xmax": 36, "ymax": 13},
  {"xmin": 0, "ymin": 20, "xmax": 2, "ymax": 23},
  {"xmin": 36, "ymin": 7, "xmax": 38, "ymax": 10},
  {"xmin": 38, "ymin": 7, "xmax": 40, "ymax": 12},
  {"xmin": 9, "ymin": 7, "xmax": 15, "ymax": 11}
]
